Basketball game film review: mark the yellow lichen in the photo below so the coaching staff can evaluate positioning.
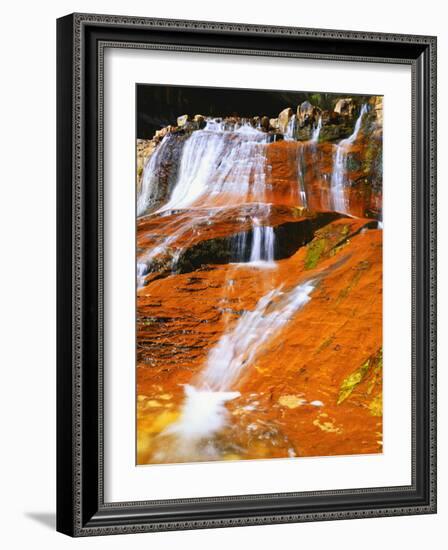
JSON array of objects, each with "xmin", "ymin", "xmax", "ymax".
[
  {"xmin": 278, "ymin": 395, "xmax": 306, "ymax": 409},
  {"xmin": 337, "ymin": 358, "xmax": 371, "ymax": 405},
  {"xmin": 313, "ymin": 414, "xmax": 342, "ymax": 434},
  {"xmin": 369, "ymin": 394, "xmax": 383, "ymax": 417},
  {"xmin": 158, "ymin": 393, "xmax": 173, "ymax": 400}
]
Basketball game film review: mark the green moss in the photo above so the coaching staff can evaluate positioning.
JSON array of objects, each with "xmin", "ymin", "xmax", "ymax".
[
  {"xmin": 337, "ymin": 358, "xmax": 372, "ymax": 405},
  {"xmin": 367, "ymin": 348, "xmax": 383, "ymax": 394},
  {"xmin": 369, "ymin": 394, "xmax": 383, "ymax": 416},
  {"xmin": 304, "ymin": 238, "xmax": 327, "ymax": 270},
  {"xmin": 315, "ymin": 336, "xmax": 334, "ymax": 355},
  {"xmin": 337, "ymin": 348, "xmax": 382, "ymax": 405},
  {"xmin": 346, "ymin": 154, "xmax": 361, "ymax": 172},
  {"xmin": 304, "ymin": 223, "xmax": 352, "ymax": 270}
]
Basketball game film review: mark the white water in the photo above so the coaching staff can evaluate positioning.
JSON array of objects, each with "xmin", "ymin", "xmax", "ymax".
[
  {"xmin": 162, "ymin": 279, "xmax": 315, "ymax": 453},
  {"xmin": 249, "ymin": 224, "xmax": 275, "ymax": 263},
  {"xmin": 311, "ymin": 116, "xmax": 322, "ymax": 143},
  {"xmin": 284, "ymin": 115, "xmax": 296, "ymax": 141},
  {"xmin": 137, "ymin": 135, "xmax": 174, "ymax": 217},
  {"xmin": 136, "ymin": 262, "xmax": 148, "ymax": 287},
  {"xmin": 330, "ymin": 104, "xmax": 368, "ymax": 213},
  {"xmin": 159, "ymin": 119, "xmax": 269, "ymax": 211},
  {"xmin": 164, "ymin": 385, "xmax": 240, "ymax": 440},
  {"xmin": 232, "ymin": 219, "xmax": 276, "ymax": 267},
  {"xmin": 201, "ymin": 280, "xmax": 315, "ymax": 390},
  {"xmin": 296, "ymin": 145, "xmax": 308, "ymax": 208}
]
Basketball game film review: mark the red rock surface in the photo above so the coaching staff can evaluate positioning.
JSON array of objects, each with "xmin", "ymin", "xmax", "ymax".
[
  {"xmin": 136, "ymin": 104, "xmax": 383, "ymax": 465},
  {"xmin": 137, "ymin": 215, "xmax": 382, "ymax": 464}
]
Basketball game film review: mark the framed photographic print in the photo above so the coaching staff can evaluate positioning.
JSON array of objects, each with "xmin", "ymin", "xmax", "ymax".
[{"xmin": 56, "ymin": 13, "xmax": 437, "ymax": 536}]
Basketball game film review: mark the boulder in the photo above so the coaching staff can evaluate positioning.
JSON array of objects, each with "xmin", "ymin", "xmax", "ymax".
[
  {"xmin": 370, "ymin": 96, "xmax": 383, "ymax": 126},
  {"xmin": 260, "ymin": 116, "xmax": 270, "ymax": 131},
  {"xmin": 154, "ymin": 125, "xmax": 175, "ymax": 141},
  {"xmin": 278, "ymin": 107, "xmax": 294, "ymax": 133},
  {"xmin": 322, "ymin": 110, "xmax": 341, "ymax": 125},
  {"xmin": 269, "ymin": 118, "xmax": 280, "ymax": 131},
  {"xmin": 136, "ymin": 139, "xmax": 156, "ymax": 194},
  {"xmin": 177, "ymin": 114, "xmax": 190, "ymax": 127},
  {"xmin": 297, "ymin": 101, "xmax": 321, "ymax": 127},
  {"xmin": 193, "ymin": 114, "xmax": 205, "ymax": 124},
  {"xmin": 334, "ymin": 98, "xmax": 356, "ymax": 117}
]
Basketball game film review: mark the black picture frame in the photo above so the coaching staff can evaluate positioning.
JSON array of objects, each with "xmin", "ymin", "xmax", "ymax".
[{"xmin": 56, "ymin": 13, "xmax": 437, "ymax": 537}]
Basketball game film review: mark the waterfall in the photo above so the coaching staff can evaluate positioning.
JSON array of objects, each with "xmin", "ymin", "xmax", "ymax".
[
  {"xmin": 297, "ymin": 145, "xmax": 308, "ymax": 208},
  {"xmin": 249, "ymin": 224, "xmax": 275, "ymax": 264},
  {"xmin": 201, "ymin": 279, "xmax": 315, "ymax": 390},
  {"xmin": 311, "ymin": 116, "xmax": 322, "ymax": 143},
  {"xmin": 136, "ymin": 262, "xmax": 148, "ymax": 287},
  {"xmin": 163, "ymin": 279, "xmax": 315, "ymax": 449},
  {"xmin": 158, "ymin": 119, "xmax": 269, "ymax": 212},
  {"xmin": 284, "ymin": 116, "xmax": 296, "ymax": 141},
  {"xmin": 231, "ymin": 210, "xmax": 276, "ymax": 267},
  {"xmin": 232, "ymin": 230, "xmax": 248, "ymax": 262},
  {"xmin": 137, "ymin": 135, "xmax": 175, "ymax": 217},
  {"xmin": 330, "ymin": 104, "xmax": 368, "ymax": 213}
]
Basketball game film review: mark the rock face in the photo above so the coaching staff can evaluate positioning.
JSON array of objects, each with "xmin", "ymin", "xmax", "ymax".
[
  {"xmin": 278, "ymin": 107, "xmax": 294, "ymax": 133},
  {"xmin": 136, "ymin": 139, "xmax": 156, "ymax": 194},
  {"xmin": 297, "ymin": 100, "xmax": 321, "ymax": 127},
  {"xmin": 177, "ymin": 114, "xmax": 189, "ymax": 126},
  {"xmin": 136, "ymin": 97, "xmax": 383, "ymax": 465},
  {"xmin": 334, "ymin": 97, "xmax": 357, "ymax": 117}
]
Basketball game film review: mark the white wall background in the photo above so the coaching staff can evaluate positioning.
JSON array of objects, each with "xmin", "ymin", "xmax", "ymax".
[{"xmin": 0, "ymin": 1, "xmax": 445, "ymax": 548}]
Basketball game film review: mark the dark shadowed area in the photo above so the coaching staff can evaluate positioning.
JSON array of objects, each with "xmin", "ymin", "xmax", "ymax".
[{"xmin": 136, "ymin": 83, "xmax": 370, "ymax": 139}]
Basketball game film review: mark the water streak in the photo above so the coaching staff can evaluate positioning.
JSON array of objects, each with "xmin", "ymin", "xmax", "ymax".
[
  {"xmin": 160, "ymin": 119, "xmax": 269, "ymax": 211},
  {"xmin": 137, "ymin": 135, "xmax": 175, "ymax": 217},
  {"xmin": 311, "ymin": 116, "xmax": 322, "ymax": 143},
  {"xmin": 201, "ymin": 279, "xmax": 315, "ymax": 391},
  {"xmin": 249, "ymin": 224, "xmax": 275, "ymax": 264},
  {"xmin": 162, "ymin": 279, "xmax": 315, "ymax": 455},
  {"xmin": 330, "ymin": 104, "xmax": 368, "ymax": 213},
  {"xmin": 284, "ymin": 115, "xmax": 297, "ymax": 141}
]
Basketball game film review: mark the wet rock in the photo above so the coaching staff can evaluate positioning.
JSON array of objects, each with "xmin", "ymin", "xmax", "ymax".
[
  {"xmin": 322, "ymin": 110, "xmax": 341, "ymax": 125},
  {"xmin": 297, "ymin": 101, "xmax": 321, "ymax": 127},
  {"xmin": 177, "ymin": 114, "xmax": 190, "ymax": 127},
  {"xmin": 136, "ymin": 139, "xmax": 157, "ymax": 194},
  {"xmin": 169, "ymin": 212, "xmax": 342, "ymax": 275},
  {"xmin": 193, "ymin": 114, "xmax": 205, "ymax": 124},
  {"xmin": 137, "ymin": 222, "xmax": 383, "ymax": 463},
  {"xmin": 260, "ymin": 116, "xmax": 270, "ymax": 131},
  {"xmin": 278, "ymin": 107, "xmax": 294, "ymax": 134},
  {"xmin": 138, "ymin": 133, "xmax": 191, "ymax": 213},
  {"xmin": 369, "ymin": 96, "xmax": 383, "ymax": 127},
  {"xmin": 334, "ymin": 97, "xmax": 357, "ymax": 117},
  {"xmin": 269, "ymin": 117, "xmax": 280, "ymax": 131}
]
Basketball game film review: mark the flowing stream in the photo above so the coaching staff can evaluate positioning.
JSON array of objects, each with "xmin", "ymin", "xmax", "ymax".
[
  {"xmin": 160, "ymin": 120, "xmax": 269, "ymax": 211},
  {"xmin": 139, "ymin": 110, "xmax": 366, "ymax": 433},
  {"xmin": 163, "ymin": 279, "xmax": 316, "ymax": 452},
  {"xmin": 330, "ymin": 104, "xmax": 368, "ymax": 213},
  {"xmin": 137, "ymin": 103, "xmax": 383, "ymax": 463}
]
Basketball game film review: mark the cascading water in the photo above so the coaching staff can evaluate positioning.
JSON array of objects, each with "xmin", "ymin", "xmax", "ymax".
[
  {"xmin": 137, "ymin": 134, "xmax": 176, "ymax": 217},
  {"xmin": 231, "ymin": 220, "xmax": 276, "ymax": 266},
  {"xmin": 330, "ymin": 104, "xmax": 368, "ymax": 213},
  {"xmin": 284, "ymin": 115, "xmax": 296, "ymax": 141},
  {"xmin": 137, "ymin": 98, "xmax": 384, "ymax": 465},
  {"xmin": 162, "ymin": 279, "xmax": 315, "ymax": 455},
  {"xmin": 201, "ymin": 279, "xmax": 315, "ymax": 390},
  {"xmin": 296, "ymin": 145, "xmax": 308, "ymax": 208},
  {"xmin": 249, "ymin": 223, "xmax": 275, "ymax": 264},
  {"xmin": 311, "ymin": 116, "xmax": 322, "ymax": 143},
  {"xmin": 159, "ymin": 119, "xmax": 269, "ymax": 211}
]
